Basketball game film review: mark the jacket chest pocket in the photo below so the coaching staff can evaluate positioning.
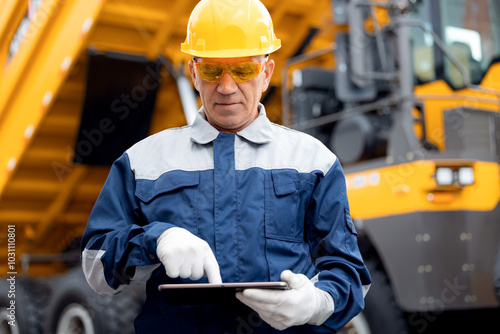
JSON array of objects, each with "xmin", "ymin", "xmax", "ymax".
[
  {"xmin": 265, "ymin": 170, "xmax": 314, "ymax": 243},
  {"xmin": 135, "ymin": 172, "xmax": 200, "ymax": 230}
]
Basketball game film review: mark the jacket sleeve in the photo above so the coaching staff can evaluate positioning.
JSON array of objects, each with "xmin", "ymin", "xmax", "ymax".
[
  {"xmin": 81, "ymin": 153, "xmax": 174, "ymax": 295},
  {"xmin": 306, "ymin": 158, "xmax": 372, "ymax": 331}
]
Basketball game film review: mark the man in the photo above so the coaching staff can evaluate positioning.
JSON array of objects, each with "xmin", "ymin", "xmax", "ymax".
[{"xmin": 81, "ymin": 0, "xmax": 371, "ymax": 333}]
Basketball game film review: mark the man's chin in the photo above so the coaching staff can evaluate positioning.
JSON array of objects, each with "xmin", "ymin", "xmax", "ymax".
[{"xmin": 214, "ymin": 103, "xmax": 242, "ymax": 112}]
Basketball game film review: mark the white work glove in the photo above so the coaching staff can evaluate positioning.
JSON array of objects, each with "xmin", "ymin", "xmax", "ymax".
[
  {"xmin": 156, "ymin": 227, "xmax": 222, "ymax": 283},
  {"xmin": 236, "ymin": 270, "xmax": 334, "ymax": 330}
]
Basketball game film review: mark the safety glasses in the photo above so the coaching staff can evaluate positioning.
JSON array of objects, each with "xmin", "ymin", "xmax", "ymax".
[{"xmin": 193, "ymin": 59, "xmax": 267, "ymax": 83}]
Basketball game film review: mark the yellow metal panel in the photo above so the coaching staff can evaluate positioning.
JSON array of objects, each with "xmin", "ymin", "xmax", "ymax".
[
  {"xmin": 0, "ymin": 0, "xmax": 105, "ymax": 197},
  {"xmin": 347, "ymin": 161, "xmax": 500, "ymax": 220},
  {"xmin": 0, "ymin": 0, "xmax": 27, "ymax": 78},
  {"xmin": 414, "ymin": 62, "xmax": 500, "ymax": 151},
  {"xmin": 32, "ymin": 166, "xmax": 88, "ymax": 248}
]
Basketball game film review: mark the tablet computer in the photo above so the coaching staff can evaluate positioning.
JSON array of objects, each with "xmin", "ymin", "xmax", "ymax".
[{"xmin": 158, "ymin": 282, "xmax": 289, "ymax": 305}]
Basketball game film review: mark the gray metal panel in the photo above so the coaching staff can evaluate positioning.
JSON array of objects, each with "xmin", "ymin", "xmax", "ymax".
[
  {"xmin": 362, "ymin": 203, "xmax": 500, "ymax": 312},
  {"xmin": 444, "ymin": 108, "xmax": 498, "ymax": 158}
]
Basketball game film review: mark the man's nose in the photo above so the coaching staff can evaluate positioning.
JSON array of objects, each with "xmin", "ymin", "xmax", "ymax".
[{"xmin": 217, "ymin": 72, "xmax": 238, "ymax": 94}]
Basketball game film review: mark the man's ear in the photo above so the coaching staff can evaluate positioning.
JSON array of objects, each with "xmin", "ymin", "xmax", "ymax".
[
  {"xmin": 262, "ymin": 59, "xmax": 275, "ymax": 92},
  {"xmin": 188, "ymin": 60, "xmax": 199, "ymax": 91}
]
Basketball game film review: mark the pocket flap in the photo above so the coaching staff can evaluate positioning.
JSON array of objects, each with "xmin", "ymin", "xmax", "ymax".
[
  {"xmin": 271, "ymin": 170, "xmax": 296, "ymax": 196},
  {"xmin": 135, "ymin": 171, "xmax": 200, "ymax": 203}
]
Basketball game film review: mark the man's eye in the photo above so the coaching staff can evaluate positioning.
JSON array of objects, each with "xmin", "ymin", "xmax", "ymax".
[
  {"xmin": 199, "ymin": 66, "xmax": 221, "ymax": 76},
  {"xmin": 234, "ymin": 69, "xmax": 253, "ymax": 75},
  {"xmin": 233, "ymin": 67, "xmax": 256, "ymax": 78},
  {"xmin": 234, "ymin": 72, "xmax": 254, "ymax": 81},
  {"xmin": 232, "ymin": 65, "xmax": 253, "ymax": 74}
]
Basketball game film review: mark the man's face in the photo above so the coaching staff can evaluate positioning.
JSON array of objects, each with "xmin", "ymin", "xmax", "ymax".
[{"xmin": 188, "ymin": 56, "xmax": 275, "ymax": 133}]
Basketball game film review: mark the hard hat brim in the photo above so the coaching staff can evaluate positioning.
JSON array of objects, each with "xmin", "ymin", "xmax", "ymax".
[{"xmin": 181, "ymin": 43, "xmax": 281, "ymax": 58}]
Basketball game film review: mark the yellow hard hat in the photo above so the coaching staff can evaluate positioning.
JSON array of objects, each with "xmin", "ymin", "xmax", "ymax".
[{"xmin": 181, "ymin": 0, "xmax": 281, "ymax": 58}]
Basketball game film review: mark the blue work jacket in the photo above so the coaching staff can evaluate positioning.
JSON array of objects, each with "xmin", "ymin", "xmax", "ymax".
[{"xmin": 81, "ymin": 105, "xmax": 371, "ymax": 333}]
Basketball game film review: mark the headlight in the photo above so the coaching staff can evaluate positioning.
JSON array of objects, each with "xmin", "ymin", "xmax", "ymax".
[
  {"xmin": 435, "ymin": 167, "xmax": 454, "ymax": 186},
  {"xmin": 457, "ymin": 167, "xmax": 474, "ymax": 186},
  {"xmin": 434, "ymin": 166, "xmax": 474, "ymax": 187}
]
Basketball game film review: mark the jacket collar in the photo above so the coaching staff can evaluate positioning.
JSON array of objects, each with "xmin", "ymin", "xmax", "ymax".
[{"xmin": 190, "ymin": 103, "xmax": 273, "ymax": 145}]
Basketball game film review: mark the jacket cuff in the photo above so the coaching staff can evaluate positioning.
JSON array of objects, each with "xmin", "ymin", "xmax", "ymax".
[{"xmin": 142, "ymin": 221, "xmax": 177, "ymax": 264}]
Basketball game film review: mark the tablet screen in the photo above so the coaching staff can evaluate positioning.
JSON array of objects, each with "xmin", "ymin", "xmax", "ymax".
[{"xmin": 158, "ymin": 281, "xmax": 289, "ymax": 305}]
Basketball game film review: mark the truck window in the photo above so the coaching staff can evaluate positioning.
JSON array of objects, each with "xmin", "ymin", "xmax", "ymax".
[
  {"xmin": 410, "ymin": 0, "xmax": 500, "ymax": 90},
  {"xmin": 441, "ymin": 0, "xmax": 500, "ymax": 88}
]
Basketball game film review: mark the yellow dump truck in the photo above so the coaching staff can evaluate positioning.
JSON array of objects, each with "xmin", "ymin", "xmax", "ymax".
[{"xmin": 0, "ymin": 0, "xmax": 499, "ymax": 333}]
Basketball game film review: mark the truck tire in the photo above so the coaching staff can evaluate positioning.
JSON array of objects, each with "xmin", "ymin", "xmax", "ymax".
[
  {"xmin": 493, "ymin": 243, "xmax": 500, "ymax": 302},
  {"xmin": 338, "ymin": 312, "xmax": 372, "ymax": 334},
  {"xmin": 44, "ymin": 267, "xmax": 145, "ymax": 334},
  {"xmin": 0, "ymin": 277, "xmax": 49, "ymax": 334},
  {"xmin": 362, "ymin": 259, "xmax": 410, "ymax": 334}
]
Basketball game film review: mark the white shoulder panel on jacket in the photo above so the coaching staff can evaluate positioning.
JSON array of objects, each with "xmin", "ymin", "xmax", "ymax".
[
  {"xmin": 235, "ymin": 123, "xmax": 337, "ymax": 175},
  {"xmin": 126, "ymin": 126, "xmax": 214, "ymax": 180}
]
